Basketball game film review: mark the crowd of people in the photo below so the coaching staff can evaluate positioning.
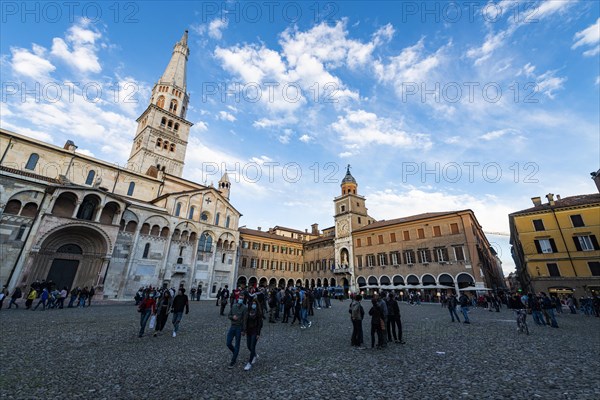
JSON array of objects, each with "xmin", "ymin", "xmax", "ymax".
[
  {"xmin": 135, "ymin": 285, "xmax": 190, "ymax": 338},
  {"xmin": 0, "ymin": 280, "xmax": 95, "ymax": 311}
]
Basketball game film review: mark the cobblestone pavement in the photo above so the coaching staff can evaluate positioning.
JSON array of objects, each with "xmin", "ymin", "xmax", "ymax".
[{"xmin": 1, "ymin": 299, "xmax": 599, "ymax": 400}]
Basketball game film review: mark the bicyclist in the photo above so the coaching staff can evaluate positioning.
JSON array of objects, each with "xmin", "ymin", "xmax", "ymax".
[{"xmin": 509, "ymin": 293, "xmax": 527, "ymax": 328}]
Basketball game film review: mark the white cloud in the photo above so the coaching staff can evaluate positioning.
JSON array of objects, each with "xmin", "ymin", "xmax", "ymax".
[
  {"xmin": 217, "ymin": 111, "xmax": 236, "ymax": 122},
  {"xmin": 208, "ymin": 18, "xmax": 228, "ymax": 40},
  {"xmin": 339, "ymin": 151, "xmax": 354, "ymax": 158},
  {"xmin": 10, "ymin": 44, "xmax": 55, "ymax": 80},
  {"xmin": 535, "ymin": 70, "xmax": 566, "ymax": 99},
  {"xmin": 50, "ymin": 20, "xmax": 102, "ymax": 74},
  {"xmin": 299, "ymin": 134, "xmax": 313, "ymax": 143},
  {"xmin": 331, "ymin": 109, "xmax": 432, "ymax": 150},
  {"xmin": 278, "ymin": 128, "xmax": 293, "ymax": 144},
  {"xmin": 572, "ymin": 18, "xmax": 600, "ymax": 56},
  {"xmin": 480, "ymin": 128, "xmax": 519, "ymax": 141}
]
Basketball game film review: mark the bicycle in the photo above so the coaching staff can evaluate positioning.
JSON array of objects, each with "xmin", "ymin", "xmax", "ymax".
[{"xmin": 515, "ymin": 309, "xmax": 529, "ymax": 335}]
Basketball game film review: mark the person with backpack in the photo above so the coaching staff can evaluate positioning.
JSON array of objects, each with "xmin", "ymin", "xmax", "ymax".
[
  {"xmin": 8, "ymin": 286, "xmax": 22, "ymax": 309},
  {"xmin": 349, "ymin": 294, "xmax": 365, "ymax": 348}
]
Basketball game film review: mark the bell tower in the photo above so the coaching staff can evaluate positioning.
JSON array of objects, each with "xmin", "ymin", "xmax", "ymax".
[{"xmin": 127, "ymin": 30, "xmax": 194, "ymax": 177}]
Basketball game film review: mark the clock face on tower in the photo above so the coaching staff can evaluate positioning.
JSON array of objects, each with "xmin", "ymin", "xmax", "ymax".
[{"xmin": 337, "ymin": 221, "xmax": 349, "ymax": 236}]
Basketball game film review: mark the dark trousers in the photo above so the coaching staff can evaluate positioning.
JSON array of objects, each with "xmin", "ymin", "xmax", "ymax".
[
  {"xmin": 371, "ymin": 323, "xmax": 384, "ymax": 348},
  {"xmin": 393, "ymin": 316, "xmax": 403, "ymax": 342},
  {"xmin": 220, "ymin": 301, "xmax": 227, "ymax": 315},
  {"xmin": 351, "ymin": 319, "xmax": 363, "ymax": 346},
  {"xmin": 282, "ymin": 306, "xmax": 290, "ymax": 322}
]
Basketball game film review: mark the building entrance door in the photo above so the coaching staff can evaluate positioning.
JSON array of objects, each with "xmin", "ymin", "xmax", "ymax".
[{"xmin": 47, "ymin": 259, "xmax": 79, "ymax": 290}]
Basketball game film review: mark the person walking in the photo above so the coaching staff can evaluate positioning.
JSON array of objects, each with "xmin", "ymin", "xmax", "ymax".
[
  {"xmin": 447, "ymin": 293, "xmax": 460, "ymax": 322},
  {"xmin": 154, "ymin": 290, "xmax": 173, "ymax": 337},
  {"xmin": 25, "ymin": 286, "xmax": 37, "ymax": 310},
  {"xmin": 33, "ymin": 287, "xmax": 49, "ymax": 311},
  {"xmin": 197, "ymin": 285, "xmax": 203, "ymax": 301},
  {"xmin": 300, "ymin": 287, "xmax": 311, "ymax": 329},
  {"xmin": 243, "ymin": 297, "xmax": 263, "ymax": 371},
  {"xmin": 349, "ymin": 294, "xmax": 365, "ymax": 348},
  {"xmin": 226, "ymin": 296, "xmax": 247, "ymax": 368},
  {"xmin": 216, "ymin": 287, "xmax": 222, "ymax": 306},
  {"xmin": 137, "ymin": 291, "xmax": 156, "ymax": 338},
  {"xmin": 220, "ymin": 285, "xmax": 230, "ymax": 316},
  {"xmin": 87, "ymin": 286, "xmax": 95, "ymax": 307},
  {"xmin": 458, "ymin": 293, "xmax": 471, "ymax": 324},
  {"xmin": 541, "ymin": 292, "xmax": 559, "ymax": 328},
  {"xmin": 282, "ymin": 290, "xmax": 292, "ymax": 323},
  {"xmin": 8, "ymin": 286, "xmax": 22, "ymax": 309},
  {"xmin": 67, "ymin": 287, "xmax": 79, "ymax": 308},
  {"xmin": 171, "ymin": 288, "xmax": 190, "ymax": 337}
]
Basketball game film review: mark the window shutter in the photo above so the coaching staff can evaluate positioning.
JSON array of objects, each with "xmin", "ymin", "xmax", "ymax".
[
  {"xmin": 590, "ymin": 235, "xmax": 600, "ymax": 251},
  {"xmin": 549, "ymin": 238, "xmax": 558, "ymax": 253},
  {"xmin": 572, "ymin": 237, "xmax": 582, "ymax": 251},
  {"xmin": 534, "ymin": 240, "xmax": 542, "ymax": 254}
]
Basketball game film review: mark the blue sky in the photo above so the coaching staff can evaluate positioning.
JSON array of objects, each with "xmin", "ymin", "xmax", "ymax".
[{"xmin": 2, "ymin": 1, "xmax": 599, "ymax": 275}]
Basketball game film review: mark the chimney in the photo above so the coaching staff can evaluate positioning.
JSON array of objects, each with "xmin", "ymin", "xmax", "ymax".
[
  {"xmin": 311, "ymin": 223, "xmax": 319, "ymax": 235},
  {"xmin": 592, "ymin": 169, "xmax": 600, "ymax": 193},
  {"xmin": 257, "ymin": 227, "xmax": 261, "ymax": 231},
  {"xmin": 531, "ymin": 197, "xmax": 542, "ymax": 206},
  {"xmin": 305, "ymin": 229, "xmax": 308, "ymax": 233},
  {"xmin": 63, "ymin": 140, "xmax": 77, "ymax": 152},
  {"xmin": 545, "ymin": 193, "xmax": 555, "ymax": 206},
  {"xmin": 556, "ymin": 194, "xmax": 561, "ymax": 201}
]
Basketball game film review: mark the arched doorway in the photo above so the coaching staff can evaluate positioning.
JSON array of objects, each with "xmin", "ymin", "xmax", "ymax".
[
  {"xmin": 457, "ymin": 273, "xmax": 475, "ymax": 289},
  {"xmin": 310, "ymin": 279, "xmax": 315, "ymax": 288},
  {"xmin": 278, "ymin": 278, "xmax": 285, "ymax": 288},
  {"xmin": 317, "ymin": 278, "xmax": 322, "ymax": 287},
  {"xmin": 357, "ymin": 276, "xmax": 366, "ymax": 288},
  {"xmin": 342, "ymin": 277, "xmax": 349, "ymax": 291},
  {"xmin": 237, "ymin": 276, "xmax": 247, "ymax": 287},
  {"xmin": 259, "ymin": 277, "xmax": 267, "ymax": 287},
  {"xmin": 287, "ymin": 279, "xmax": 294, "ymax": 288},
  {"xmin": 248, "ymin": 277, "xmax": 257, "ymax": 288},
  {"xmin": 268, "ymin": 278, "xmax": 277, "ymax": 288},
  {"xmin": 25, "ymin": 225, "xmax": 109, "ymax": 292},
  {"xmin": 330, "ymin": 278, "xmax": 336, "ymax": 286}
]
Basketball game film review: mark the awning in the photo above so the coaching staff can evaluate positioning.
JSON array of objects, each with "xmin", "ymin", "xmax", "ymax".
[{"xmin": 459, "ymin": 286, "xmax": 492, "ymax": 291}]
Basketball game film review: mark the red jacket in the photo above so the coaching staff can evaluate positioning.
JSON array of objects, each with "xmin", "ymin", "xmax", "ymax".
[{"xmin": 139, "ymin": 298, "xmax": 156, "ymax": 314}]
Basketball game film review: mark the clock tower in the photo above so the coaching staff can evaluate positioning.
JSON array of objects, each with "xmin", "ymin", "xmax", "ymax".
[{"xmin": 334, "ymin": 165, "xmax": 371, "ymax": 291}]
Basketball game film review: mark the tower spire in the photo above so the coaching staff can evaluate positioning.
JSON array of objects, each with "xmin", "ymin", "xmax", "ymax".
[{"xmin": 160, "ymin": 30, "xmax": 189, "ymax": 91}]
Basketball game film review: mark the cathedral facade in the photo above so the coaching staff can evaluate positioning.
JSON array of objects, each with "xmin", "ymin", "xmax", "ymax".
[{"xmin": 0, "ymin": 32, "xmax": 240, "ymax": 300}]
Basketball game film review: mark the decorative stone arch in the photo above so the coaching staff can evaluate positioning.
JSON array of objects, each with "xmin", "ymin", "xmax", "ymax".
[
  {"xmin": 316, "ymin": 278, "xmax": 322, "ymax": 287},
  {"xmin": 150, "ymin": 225, "xmax": 160, "ymax": 236},
  {"xmin": 160, "ymin": 227, "xmax": 170, "ymax": 238},
  {"xmin": 140, "ymin": 223, "xmax": 150, "ymax": 235},
  {"xmin": 268, "ymin": 278, "xmax": 277, "ymax": 287},
  {"xmin": 121, "ymin": 209, "xmax": 139, "ymax": 233},
  {"xmin": 392, "ymin": 275, "xmax": 405, "ymax": 286},
  {"xmin": 379, "ymin": 275, "xmax": 391, "ymax": 286},
  {"xmin": 5, "ymin": 190, "xmax": 44, "ymax": 214},
  {"xmin": 76, "ymin": 193, "xmax": 102, "ymax": 221},
  {"xmin": 310, "ymin": 278, "xmax": 316, "ymax": 288},
  {"xmin": 304, "ymin": 279, "xmax": 310, "ymax": 288},
  {"xmin": 287, "ymin": 279, "xmax": 294, "ymax": 287},
  {"xmin": 406, "ymin": 274, "xmax": 420, "ymax": 286},
  {"xmin": 421, "ymin": 274, "xmax": 436, "ymax": 287},
  {"xmin": 330, "ymin": 278, "xmax": 336, "ymax": 287},
  {"xmin": 24, "ymin": 222, "xmax": 112, "ymax": 293},
  {"xmin": 143, "ymin": 215, "xmax": 170, "ymax": 229},
  {"xmin": 438, "ymin": 273, "xmax": 455, "ymax": 287},
  {"xmin": 339, "ymin": 247, "xmax": 350, "ymax": 267},
  {"xmin": 198, "ymin": 230, "xmax": 215, "ymax": 252},
  {"xmin": 259, "ymin": 277, "xmax": 268, "ymax": 287},
  {"xmin": 237, "ymin": 275, "xmax": 247, "ymax": 287},
  {"xmin": 99, "ymin": 201, "xmax": 120, "ymax": 225},
  {"xmin": 367, "ymin": 275, "xmax": 378, "ymax": 286},
  {"xmin": 456, "ymin": 272, "xmax": 475, "ymax": 289},
  {"xmin": 3, "ymin": 199, "xmax": 22, "ymax": 215},
  {"xmin": 278, "ymin": 278, "xmax": 286, "ymax": 288},
  {"xmin": 248, "ymin": 276, "xmax": 258, "ymax": 288},
  {"xmin": 52, "ymin": 191, "xmax": 79, "ymax": 218},
  {"xmin": 323, "ymin": 278, "xmax": 329, "ymax": 287},
  {"xmin": 356, "ymin": 276, "xmax": 366, "ymax": 288}
]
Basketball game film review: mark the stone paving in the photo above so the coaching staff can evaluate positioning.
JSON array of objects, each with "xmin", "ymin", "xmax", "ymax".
[{"xmin": 1, "ymin": 299, "xmax": 599, "ymax": 400}]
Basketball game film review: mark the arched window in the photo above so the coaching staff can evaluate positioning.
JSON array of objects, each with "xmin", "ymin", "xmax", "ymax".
[
  {"xmin": 157, "ymin": 96, "xmax": 165, "ymax": 108},
  {"xmin": 4, "ymin": 199, "xmax": 21, "ymax": 215},
  {"xmin": 169, "ymin": 99, "xmax": 178, "ymax": 112},
  {"xmin": 226, "ymin": 216, "xmax": 231, "ymax": 228},
  {"xmin": 170, "ymin": 143, "xmax": 176, "ymax": 152},
  {"xmin": 198, "ymin": 233, "xmax": 213, "ymax": 252},
  {"xmin": 156, "ymin": 138, "xmax": 162, "ymax": 147},
  {"xmin": 188, "ymin": 206, "xmax": 195, "ymax": 220},
  {"xmin": 175, "ymin": 202, "xmax": 182, "ymax": 217},
  {"xmin": 174, "ymin": 123, "xmax": 179, "ymax": 132},
  {"xmin": 76, "ymin": 195, "xmax": 99, "ymax": 221},
  {"xmin": 215, "ymin": 213, "xmax": 220, "ymax": 226},
  {"xmin": 143, "ymin": 243, "xmax": 150, "ymax": 258},
  {"xmin": 127, "ymin": 182, "xmax": 135, "ymax": 196},
  {"xmin": 25, "ymin": 153, "xmax": 39, "ymax": 170},
  {"xmin": 167, "ymin": 120, "xmax": 173, "ymax": 129},
  {"xmin": 163, "ymin": 140, "xmax": 169, "ymax": 150},
  {"xmin": 160, "ymin": 118, "xmax": 166, "ymax": 128},
  {"xmin": 85, "ymin": 170, "xmax": 95, "ymax": 185}
]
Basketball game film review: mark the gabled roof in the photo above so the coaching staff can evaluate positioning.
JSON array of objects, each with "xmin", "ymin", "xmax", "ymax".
[
  {"xmin": 271, "ymin": 225, "xmax": 308, "ymax": 235},
  {"xmin": 353, "ymin": 210, "xmax": 472, "ymax": 233},
  {"xmin": 509, "ymin": 194, "xmax": 600, "ymax": 216},
  {"xmin": 305, "ymin": 236, "xmax": 334, "ymax": 246}
]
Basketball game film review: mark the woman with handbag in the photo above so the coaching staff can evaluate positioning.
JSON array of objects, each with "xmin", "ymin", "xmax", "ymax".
[{"xmin": 138, "ymin": 291, "xmax": 156, "ymax": 338}]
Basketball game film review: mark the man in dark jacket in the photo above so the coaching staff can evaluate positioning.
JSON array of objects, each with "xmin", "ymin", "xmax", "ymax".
[
  {"xmin": 171, "ymin": 288, "xmax": 189, "ymax": 337},
  {"xmin": 458, "ymin": 293, "xmax": 471, "ymax": 324}
]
